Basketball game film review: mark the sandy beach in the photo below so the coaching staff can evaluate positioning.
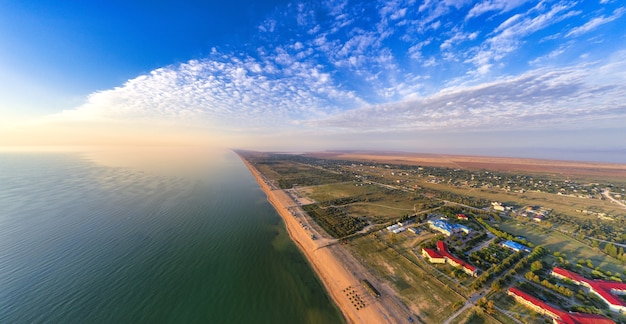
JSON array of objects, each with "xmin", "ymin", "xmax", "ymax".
[{"xmin": 240, "ymin": 157, "xmax": 410, "ymax": 324}]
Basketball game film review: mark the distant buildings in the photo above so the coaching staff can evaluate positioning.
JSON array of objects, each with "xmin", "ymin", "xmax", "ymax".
[
  {"xmin": 501, "ymin": 240, "xmax": 531, "ymax": 253},
  {"xmin": 507, "ymin": 287, "xmax": 614, "ymax": 324},
  {"xmin": 422, "ymin": 241, "xmax": 477, "ymax": 276},
  {"xmin": 491, "ymin": 202, "xmax": 505, "ymax": 211},
  {"xmin": 386, "ymin": 224, "xmax": 406, "ymax": 234},
  {"xmin": 551, "ymin": 267, "xmax": 626, "ymax": 313}
]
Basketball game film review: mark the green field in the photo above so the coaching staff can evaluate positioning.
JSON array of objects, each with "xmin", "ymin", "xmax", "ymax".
[
  {"xmin": 253, "ymin": 160, "xmax": 349, "ymax": 188},
  {"xmin": 299, "ymin": 182, "xmax": 438, "ymax": 222},
  {"xmin": 299, "ymin": 182, "xmax": 380, "ymax": 202}
]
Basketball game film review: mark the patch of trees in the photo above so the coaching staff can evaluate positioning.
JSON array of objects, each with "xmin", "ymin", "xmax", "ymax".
[
  {"xmin": 515, "ymin": 282, "xmax": 564, "ymax": 306},
  {"xmin": 278, "ymin": 179, "xmax": 291, "ymax": 189},
  {"xmin": 318, "ymin": 196, "xmax": 366, "ymax": 207},
  {"xmin": 574, "ymin": 289, "xmax": 609, "ymax": 310},
  {"xmin": 551, "ymin": 212, "xmax": 626, "ymax": 247},
  {"xmin": 471, "ymin": 251, "xmax": 523, "ymax": 290},
  {"xmin": 425, "ymin": 189, "xmax": 490, "ymax": 208},
  {"xmin": 569, "ymin": 305, "xmax": 602, "ymax": 315},
  {"xmin": 458, "ymin": 233, "xmax": 488, "ymax": 253},
  {"xmin": 525, "ymin": 268, "xmax": 574, "ymax": 298},
  {"xmin": 476, "ymin": 297, "xmax": 496, "ymax": 315},
  {"xmin": 470, "ymin": 244, "xmax": 512, "ymax": 268},
  {"xmin": 302, "ymin": 204, "xmax": 366, "ymax": 238},
  {"xmin": 602, "ymin": 242, "xmax": 626, "ymax": 263}
]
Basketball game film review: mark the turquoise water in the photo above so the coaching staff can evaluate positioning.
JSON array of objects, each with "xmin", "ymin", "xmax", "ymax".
[{"xmin": 0, "ymin": 150, "xmax": 343, "ymax": 323}]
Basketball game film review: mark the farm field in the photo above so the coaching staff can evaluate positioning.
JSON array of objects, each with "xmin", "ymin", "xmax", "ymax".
[{"xmin": 298, "ymin": 182, "xmax": 438, "ymax": 222}]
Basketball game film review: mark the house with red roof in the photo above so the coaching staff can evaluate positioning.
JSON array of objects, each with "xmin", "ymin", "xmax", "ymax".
[
  {"xmin": 507, "ymin": 287, "xmax": 615, "ymax": 324},
  {"xmin": 551, "ymin": 267, "xmax": 626, "ymax": 313},
  {"xmin": 421, "ymin": 248, "xmax": 445, "ymax": 263},
  {"xmin": 421, "ymin": 241, "xmax": 477, "ymax": 276}
]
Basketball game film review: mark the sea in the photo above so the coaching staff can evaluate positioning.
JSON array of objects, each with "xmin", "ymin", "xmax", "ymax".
[{"xmin": 0, "ymin": 148, "xmax": 343, "ymax": 323}]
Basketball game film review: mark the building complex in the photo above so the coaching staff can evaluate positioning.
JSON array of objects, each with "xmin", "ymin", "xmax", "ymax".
[
  {"xmin": 427, "ymin": 219, "xmax": 471, "ymax": 236},
  {"xmin": 551, "ymin": 267, "xmax": 626, "ymax": 313}
]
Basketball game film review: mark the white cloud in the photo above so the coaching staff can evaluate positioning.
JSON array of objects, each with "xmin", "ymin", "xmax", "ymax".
[
  {"xmin": 566, "ymin": 7, "xmax": 625, "ymax": 37},
  {"xmin": 307, "ymin": 59, "xmax": 626, "ymax": 131},
  {"xmin": 466, "ymin": 0, "xmax": 531, "ymax": 20},
  {"xmin": 468, "ymin": 1, "xmax": 579, "ymax": 69},
  {"xmin": 49, "ymin": 52, "xmax": 364, "ymax": 131}
]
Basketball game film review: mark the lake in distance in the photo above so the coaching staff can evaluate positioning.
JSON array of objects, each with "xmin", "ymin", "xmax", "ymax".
[{"xmin": 0, "ymin": 148, "xmax": 343, "ymax": 323}]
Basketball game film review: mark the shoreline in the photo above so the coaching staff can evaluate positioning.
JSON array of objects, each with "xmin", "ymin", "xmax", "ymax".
[{"xmin": 239, "ymin": 156, "xmax": 397, "ymax": 324}]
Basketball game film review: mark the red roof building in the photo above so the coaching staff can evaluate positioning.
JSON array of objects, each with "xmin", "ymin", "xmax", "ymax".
[
  {"xmin": 552, "ymin": 267, "xmax": 626, "ymax": 313},
  {"xmin": 457, "ymin": 213, "xmax": 468, "ymax": 220},
  {"xmin": 421, "ymin": 248, "xmax": 445, "ymax": 263},
  {"xmin": 436, "ymin": 241, "xmax": 477, "ymax": 276},
  {"xmin": 422, "ymin": 241, "xmax": 477, "ymax": 276},
  {"xmin": 507, "ymin": 287, "xmax": 615, "ymax": 324}
]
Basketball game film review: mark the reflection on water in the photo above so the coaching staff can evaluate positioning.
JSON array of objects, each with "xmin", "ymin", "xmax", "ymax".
[{"xmin": 0, "ymin": 147, "xmax": 343, "ymax": 323}]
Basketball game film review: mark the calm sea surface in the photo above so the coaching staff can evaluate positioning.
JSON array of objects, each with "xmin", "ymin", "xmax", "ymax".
[{"xmin": 0, "ymin": 149, "xmax": 343, "ymax": 323}]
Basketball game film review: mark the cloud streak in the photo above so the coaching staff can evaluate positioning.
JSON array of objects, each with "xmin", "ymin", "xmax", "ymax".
[{"xmin": 308, "ymin": 57, "xmax": 626, "ymax": 131}]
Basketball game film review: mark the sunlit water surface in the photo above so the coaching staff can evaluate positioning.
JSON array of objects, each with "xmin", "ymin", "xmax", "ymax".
[{"xmin": 0, "ymin": 148, "xmax": 343, "ymax": 323}]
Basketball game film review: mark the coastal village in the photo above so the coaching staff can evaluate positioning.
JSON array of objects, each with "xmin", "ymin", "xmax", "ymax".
[{"xmin": 239, "ymin": 151, "xmax": 626, "ymax": 324}]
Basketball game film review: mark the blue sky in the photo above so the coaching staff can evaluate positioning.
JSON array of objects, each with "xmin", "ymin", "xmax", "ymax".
[{"xmin": 2, "ymin": 0, "xmax": 626, "ymax": 161}]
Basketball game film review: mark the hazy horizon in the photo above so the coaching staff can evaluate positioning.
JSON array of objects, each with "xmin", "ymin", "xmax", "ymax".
[{"xmin": 2, "ymin": 0, "xmax": 625, "ymax": 161}]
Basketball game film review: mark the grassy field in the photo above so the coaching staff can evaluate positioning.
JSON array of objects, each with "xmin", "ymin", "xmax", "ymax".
[
  {"xmin": 495, "ymin": 219, "xmax": 625, "ymax": 274},
  {"xmin": 254, "ymin": 160, "xmax": 349, "ymax": 187},
  {"xmin": 299, "ymin": 182, "xmax": 436, "ymax": 223},
  {"xmin": 298, "ymin": 182, "xmax": 380, "ymax": 202},
  {"xmin": 349, "ymin": 233, "xmax": 464, "ymax": 323}
]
